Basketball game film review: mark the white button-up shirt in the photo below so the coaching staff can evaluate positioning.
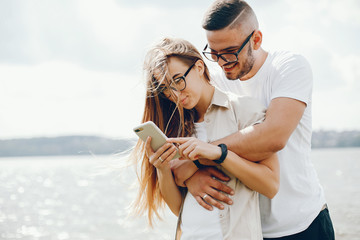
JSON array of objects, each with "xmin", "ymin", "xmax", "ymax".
[{"xmin": 177, "ymin": 87, "xmax": 266, "ymax": 240}]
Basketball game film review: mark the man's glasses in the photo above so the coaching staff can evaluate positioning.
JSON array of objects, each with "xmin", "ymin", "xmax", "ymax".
[
  {"xmin": 202, "ymin": 30, "xmax": 255, "ymax": 63},
  {"xmin": 158, "ymin": 62, "xmax": 196, "ymax": 97}
]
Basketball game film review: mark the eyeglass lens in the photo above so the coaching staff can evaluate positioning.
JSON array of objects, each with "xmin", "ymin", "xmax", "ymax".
[{"xmin": 203, "ymin": 31, "xmax": 254, "ymax": 63}]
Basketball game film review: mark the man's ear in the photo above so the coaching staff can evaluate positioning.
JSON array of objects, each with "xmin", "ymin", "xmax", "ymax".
[{"xmin": 252, "ymin": 30, "xmax": 263, "ymax": 50}]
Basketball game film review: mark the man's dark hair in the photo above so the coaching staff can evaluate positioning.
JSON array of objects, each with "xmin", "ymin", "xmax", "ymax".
[{"xmin": 202, "ymin": 0, "xmax": 256, "ymax": 31}]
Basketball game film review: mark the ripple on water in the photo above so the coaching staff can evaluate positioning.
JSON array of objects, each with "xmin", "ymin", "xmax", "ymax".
[
  {"xmin": 17, "ymin": 186, "xmax": 25, "ymax": 193},
  {"xmin": 10, "ymin": 194, "xmax": 17, "ymax": 200},
  {"xmin": 57, "ymin": 232, "xmax": 69, "ymax": 240},
  {"xmin": 43, "ymin": 178, "xmax": 53, "ymax": 187},
  {"xmin": 17, "ymin": 226, "xmax": 42, "ymax": 238},
  {"xmin": 76, "ymin": 179, "xmax": 89, "ymax": 187}
]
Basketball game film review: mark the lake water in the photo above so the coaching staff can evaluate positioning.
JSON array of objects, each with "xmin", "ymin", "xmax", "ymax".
[{"xmin": 0, "ymin": 148, "xmax": 359, "ymax": 240}]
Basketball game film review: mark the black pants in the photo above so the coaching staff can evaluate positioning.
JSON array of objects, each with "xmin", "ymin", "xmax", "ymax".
[{"xmin": 264, "ymin": 208, "xmax": 335, "ymax": 240}]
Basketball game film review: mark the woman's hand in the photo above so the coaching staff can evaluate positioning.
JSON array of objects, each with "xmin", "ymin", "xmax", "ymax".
[
  {"xmin": 167, "ymin": 137, "xmax": 221, "ymax": 161},
  {"xmin": 145, "ymin": 136, "xmax": 178, "ymax": 170}
]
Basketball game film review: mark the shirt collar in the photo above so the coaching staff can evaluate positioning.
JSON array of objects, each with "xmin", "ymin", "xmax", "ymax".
[{"xmin": 210, "ymin": 86, "xmax": 230, "ymax": 109}]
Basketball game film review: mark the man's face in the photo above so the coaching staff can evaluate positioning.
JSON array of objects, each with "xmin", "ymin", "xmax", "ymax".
[{"xmin": 205, "ymin": 27, "xmax": 255, "ymax": 80}]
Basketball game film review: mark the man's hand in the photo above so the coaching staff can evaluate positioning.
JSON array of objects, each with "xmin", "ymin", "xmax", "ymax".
[
  {"xmin": 185, "ymin": 167, "xmax": 234, "ymax": 211},
  {"xmin": 171, "ymin": 159, "xmax": 198, "ymax": 187}
]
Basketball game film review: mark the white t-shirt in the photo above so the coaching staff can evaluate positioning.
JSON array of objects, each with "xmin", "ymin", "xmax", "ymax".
[{"xmin": 211, "ymin": 51, "xmax": 326, "ymax": 238}]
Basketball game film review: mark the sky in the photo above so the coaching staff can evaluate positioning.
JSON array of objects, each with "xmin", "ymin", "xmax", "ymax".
[{"xmin": 0, "ymin": 0, "xmax": 359, "ymax": 140}]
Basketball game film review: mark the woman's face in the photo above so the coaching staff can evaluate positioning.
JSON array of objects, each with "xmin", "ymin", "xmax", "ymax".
[{"xmin": 160, "ymin": 57, "xmax": 206, "ymax": 109}]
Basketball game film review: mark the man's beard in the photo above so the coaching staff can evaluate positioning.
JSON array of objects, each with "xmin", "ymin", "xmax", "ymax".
[{"xmin": 225, "ymin": 46, "xmax": 255, "ymax": 80}]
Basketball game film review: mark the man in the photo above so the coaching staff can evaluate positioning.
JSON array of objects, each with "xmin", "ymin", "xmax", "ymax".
[{"xmin": 172, "ymin": 0, "xmax": 335, "ymax": 239}]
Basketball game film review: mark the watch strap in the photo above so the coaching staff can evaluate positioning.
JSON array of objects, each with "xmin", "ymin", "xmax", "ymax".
[
  {"xmin": 193, "ymin": 160, "xmax": 206, "ymax": 169},
  {"xmin": 213, "ymin": 143, "xmax": 228, "ymax": 164}
]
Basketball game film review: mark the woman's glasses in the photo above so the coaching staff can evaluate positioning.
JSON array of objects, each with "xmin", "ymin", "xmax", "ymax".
[{"xmin": 158, "ymin": 62, "xmax": 196, "ymax": 97}]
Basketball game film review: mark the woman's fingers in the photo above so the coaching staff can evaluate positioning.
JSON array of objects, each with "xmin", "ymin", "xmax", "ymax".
[
  {"xmin": 167, "ymin": 137, "xmax": 191, "ymax": 144},
  {"xmin": 166, "ymin": 147, "xmax": 178, "ymax": 161},
  {"xmin": 145, "ymin": 136, "xmax": 154, "ymax": 158},
  {"xmin": 149, "ymin": 142, "xmax": 178, "ymax": 168},
  {"xmin": 167, "ymin": 137, "xmax": 211, "ymax": 161},
  {"xmin": 160, "ymin": 144, "xmax": 177, "ymax": 161},
  {"xmin": 173, "ymin": 138, "xmax": 199, "ymax": 159},
  {"xmin": 181, "ymin": 143, "xmax": 197, "ymax": 160},
  {"xmin": 188, "ymin": 149, "xmax": 200, "ymax": 160}
]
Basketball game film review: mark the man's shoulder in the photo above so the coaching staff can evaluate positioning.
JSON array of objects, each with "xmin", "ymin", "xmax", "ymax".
[
  {"xmin": 269, "ymin": 51, "xmax": 310, "ymax": 69},
  {"xmin": 226, "ymin": 90, "xmax": 255, "ymax": 102},
  {"xmin": 213, "ymin": 86, "xmax": 262, "ymax": 107},
  {"xmin": 226, "ymin": 91, "xmax": 266, "ymax": 128},
  {"xmin": 225, "ymin": 90, "xmax": 266, "ymax": 112}
]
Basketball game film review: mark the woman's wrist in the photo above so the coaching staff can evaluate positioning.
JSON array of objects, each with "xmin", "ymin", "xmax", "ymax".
[
  {"xmin": 210, "ymin": 144, "xmax": 222, "ymax": 161},
  {"xmin": 156, "ymin": 165, "xmax": 172, "ymax": 177}
]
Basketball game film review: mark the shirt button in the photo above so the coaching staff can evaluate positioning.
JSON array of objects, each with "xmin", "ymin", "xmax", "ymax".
[
  {"xmin": 219, "ymin": 213, "xmax": 224, "ymax": 218},
  {"xmin": 205, "ymin": 118, "xmax": 210, "ymax": 123}
]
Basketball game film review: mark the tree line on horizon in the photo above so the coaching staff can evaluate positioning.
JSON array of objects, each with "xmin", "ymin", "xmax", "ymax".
[{"xmin": 0, "ymin": 130, "xmax": 359, "ymax": 157}]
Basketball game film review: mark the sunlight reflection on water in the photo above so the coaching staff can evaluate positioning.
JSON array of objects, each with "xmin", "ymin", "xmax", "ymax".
[
  {"xmin": 0, "ymin": 149, "xmax": 359, "ymax": 239},
  {"xmin": 0, "ymin": 155, "xmax": 177, "ymax": 240}
]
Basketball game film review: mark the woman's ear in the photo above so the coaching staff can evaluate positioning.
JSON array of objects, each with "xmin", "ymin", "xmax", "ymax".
[{"xmin": 195, "ymin": 60, "xmax": 205, "ymax": 76}]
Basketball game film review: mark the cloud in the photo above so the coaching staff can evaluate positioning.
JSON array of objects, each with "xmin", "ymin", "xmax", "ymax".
[
  {"xmin": 331, "ymin": 53, "xmax": 360, "ymax": 95},
  {"xmin": 0, "ymin": 61, "xmax": 145, "ymax": 139},
  {"xmin": 0, "ymin": 0, "xmax": 359, "ymax": 138},
  {"xmin": 312, "ymin": 52, "xmax": 360, "ymax": 130},
  {"xmin": 328, "ymin": 0, "xmax": 360, "ymax": 26},
  {"xmin": 0, "ymin": 0, "xmax": 207, "ymax": 73}
]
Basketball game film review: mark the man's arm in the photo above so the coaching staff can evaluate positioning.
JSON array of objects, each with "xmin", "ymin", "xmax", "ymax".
[
  {"xmin": 213, "ymin": 97, "xmax": 306, "ymax": 161},
  {"xmin": 170, "ymin": 159, "xmax": 198, "ymax": 187},
  {"xmin": 171, "ymin": 159, "xmax": 234, "ymax": 210},
  {"xmin": 170, "ymin": 137, "xmax": 280, "ymax": 199},
  {"xmin": 172, "ymin": 97, "xmax": 306, "ymax": 209}
]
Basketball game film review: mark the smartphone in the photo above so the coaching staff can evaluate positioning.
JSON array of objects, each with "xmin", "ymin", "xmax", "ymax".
[{"xmin": 133, "ymin": 121, "xmax": 180, "ymax": 160}]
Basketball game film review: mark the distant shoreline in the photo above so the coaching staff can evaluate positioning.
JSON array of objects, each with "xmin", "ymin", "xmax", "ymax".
[
  {"xmin": 0, "ymin": 130, "xmax": 359, "ymax": 157},
  {"xmin": 0, "ymin": 136, "xmax": 136, "ymax": 158},
  {"xmin": 311, "ymin": 130, "xmax": 360, "ymax": 148}
]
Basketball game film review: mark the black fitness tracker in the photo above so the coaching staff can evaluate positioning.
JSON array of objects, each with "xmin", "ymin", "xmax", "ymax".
[
  {"xmin": 213, "ymin": 143, "xmax": 228, "ymax": 164},
  {"xmin": 193, "ymin": 160, "xmax": 206, "ymax": 169}
]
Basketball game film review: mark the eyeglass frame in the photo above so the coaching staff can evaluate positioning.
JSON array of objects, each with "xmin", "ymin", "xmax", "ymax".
[
  {"xmin": 202, "ymin": 30, "xmax": 255, "ymax": 63},
  {"xmin": 157, "ymin": 61, "xmax": 196, "ymax": 97}
]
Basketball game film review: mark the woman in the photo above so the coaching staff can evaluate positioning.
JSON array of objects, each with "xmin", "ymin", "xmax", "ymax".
[{"xmin": 132, "ymin": 37, "xmax": 279, "ymax": 239}]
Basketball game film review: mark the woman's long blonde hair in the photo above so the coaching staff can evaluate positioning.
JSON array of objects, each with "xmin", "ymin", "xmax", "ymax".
[{"xmin": 131, "ymin": 37, "xmax": 211, "ymax": 226}]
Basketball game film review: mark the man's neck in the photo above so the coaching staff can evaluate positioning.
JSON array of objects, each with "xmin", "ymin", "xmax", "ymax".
[{"xmin": 240, "ymin": 48, "xmax": 268, "ymax": 81}]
